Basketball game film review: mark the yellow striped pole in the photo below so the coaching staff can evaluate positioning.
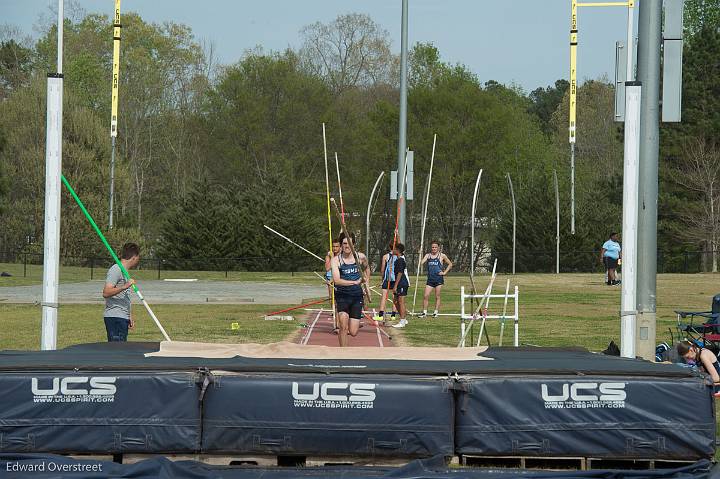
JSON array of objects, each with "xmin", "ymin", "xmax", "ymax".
[
  {"xmin": 568, "ymin": 0, "xmax": 631, "ymax": 235},
  {"xmin": 111, "ymin": 0, "xmax": 121, "ymax": 138},
  {"xmin": 322, "ymin": 124, "xmax": 337, "ymax": 330},
  {"xmin": 109, "ymin": 0, "xmax": 121, "ymax": 229}
]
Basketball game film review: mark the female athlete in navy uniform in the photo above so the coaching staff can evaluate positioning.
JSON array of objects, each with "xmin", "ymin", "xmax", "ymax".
[
  {"xmin": 331, "ymin": 233, "xmax": 370, "ymax": 347},
  {"xmin": 418, "ymin": 241, "xmax": 453, "ymax": 318}
]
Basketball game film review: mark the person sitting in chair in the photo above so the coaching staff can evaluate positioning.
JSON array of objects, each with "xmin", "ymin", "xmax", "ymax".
[{"xmin": 677, "ymin": 340, "xmax": 720, "ymax": 397}]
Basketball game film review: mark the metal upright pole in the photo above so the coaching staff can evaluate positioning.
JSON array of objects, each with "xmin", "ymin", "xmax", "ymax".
[
  {"xmin": 109, "ymin": 138, "xmax": 116, "ymax": 228},
  {"xmin": 635, "ymin": 0, "xmax": 662, "ymax": 360},
  {"xmin": 554, "ymin": 170, "xmax": 560, "ymax": 274},
  {"xmin": 396, "ymin": 0, "xmax": 409, "ymax": 243},
  {"xmin": 569, "ymin": 0, "xmax": 578, "ymax": 235},
  {"xmin": 41, "ymin": 0, "xmax": 64, "ymax": 350},
  {"xmin": 570, "ymin": 144, "xmax": 576, "ymax": 234}
]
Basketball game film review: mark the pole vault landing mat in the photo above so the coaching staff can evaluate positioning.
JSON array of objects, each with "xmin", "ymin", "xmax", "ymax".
[
  {"xmin": 0, "ymin": 454, "xmax": 715, "ymax": 479},
  {"xmin": 298, "ymin": 309, "xmax": 392, "ymax": 347},
  {"xmin": 0, "ymin": 342, "xmax": 714, "ymax": 460}
]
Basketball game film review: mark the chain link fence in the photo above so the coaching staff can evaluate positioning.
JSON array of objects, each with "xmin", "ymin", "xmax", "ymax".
[{"xmin": 0, "ymin": 249, "xmax": 716, "ymax": 278}]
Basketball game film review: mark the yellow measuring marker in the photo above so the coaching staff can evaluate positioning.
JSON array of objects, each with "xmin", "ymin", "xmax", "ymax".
[
  {"xmin": 567, "ymin": 0, "xmax": 634, "ymax": 235},
  {"xmin": 231, "ymin": 322, "xmax": 240, "ymax": 330}
]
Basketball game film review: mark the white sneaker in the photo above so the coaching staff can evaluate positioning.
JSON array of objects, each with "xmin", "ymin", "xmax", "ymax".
[
  {"xmin": 417, "ymin": 312, "xmax": 427, "ymax": 318},
  {"xmin": 431, "ymin": 312, "xmax": 439, "ymax": 318},
  {"xmin": 392, "ymin": 319, "xmax": 408, "ymax": 328}
]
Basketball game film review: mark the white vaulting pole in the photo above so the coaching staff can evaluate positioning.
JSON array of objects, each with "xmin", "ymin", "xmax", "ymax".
[
  {"xmin": 41, "ymin": 0, "xmax": 64, "ymax": 350},
  {"xmin": 365, "ymin": 171, "xmax": 385, "ymax": 259},
  {"xmin": 264, "ymin": 225, "xmax": 324, "ymax": 262},
  {"xmin": 620, "ymin": 82, "xmax": 641, "ymax": 359},
  {"xmin": 411, "ymin": 134, "xmax": 437, "ymax": 313},
  {"xmin": 498, "ymin": 279, "xmax": 510, "ymax": 346},
  {"xmin": 470, "ymin": 169, "xmax": 483, "ymax": 277},
  {"xmin": 458, "ymin": 259, "xmax": 496, "ymax": 348},
  {"xmin": 507, "ymin": 173, "xmax": 517, "ymax": 275},
  {"xmin": 334, "ymin": 152, "xmax": 345, "ymax": 223}
]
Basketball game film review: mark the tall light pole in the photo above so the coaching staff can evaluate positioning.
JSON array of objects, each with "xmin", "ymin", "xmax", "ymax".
[
  {"xmin": 41, "ymin": 0, "xmax": 64, "ymax": 350},
  {"xmin": 635, "ymin": 0, "xmax": 662, "ymax": 360},
  {"xmin": 396, "ymin": 0, "xmax": 409, "ymax": 243}
]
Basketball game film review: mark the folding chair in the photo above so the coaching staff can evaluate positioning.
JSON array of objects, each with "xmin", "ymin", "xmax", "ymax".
[{"xmin": 675, "ymin": 293, "xmax": 720, "ymax": 355}]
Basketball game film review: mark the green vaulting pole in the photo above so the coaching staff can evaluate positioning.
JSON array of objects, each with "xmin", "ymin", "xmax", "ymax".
[{"xmin": 61, "ymin": 174, "xmax": 172, "ymax": 341}]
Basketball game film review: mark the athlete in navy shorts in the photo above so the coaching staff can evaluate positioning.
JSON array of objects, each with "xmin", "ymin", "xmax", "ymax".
[
  {"xmin": 418, "ymin": 241, "xmax": 453, "ymax": 318},
  {"xmin": 331, "ymin": 234, "xmax": 369, "ymax": 347}
]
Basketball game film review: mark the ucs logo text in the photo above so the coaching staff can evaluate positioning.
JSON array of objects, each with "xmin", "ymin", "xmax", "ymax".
[
  {"xmin": 541, "ymin": 382, "xmax": 626, "ymax": 402},
  {"xmin": 292, "ymin": 382, "xmax": 376, "ymax": 402},
  {"xmin": 32, "ymin": 377, "xmax": 117, "ymax": 396}
]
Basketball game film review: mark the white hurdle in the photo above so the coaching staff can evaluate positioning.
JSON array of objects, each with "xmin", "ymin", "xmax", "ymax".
[{"xmin": 460, "ymin": 284, "xmax": 519, "ymax": 347}]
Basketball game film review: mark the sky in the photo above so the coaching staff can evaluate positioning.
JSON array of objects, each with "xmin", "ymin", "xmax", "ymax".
[{"xmin": 3, "ymin": 0, "xmax": 636, "ymax": 93}]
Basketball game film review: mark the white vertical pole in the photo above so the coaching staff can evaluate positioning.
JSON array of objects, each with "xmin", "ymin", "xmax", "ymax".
[
  {"xmin": 365, "ymin": 171, "xmax": 385, "ymax": 258},
  {"xmin": 499, "ymin": 279, "xmax": 510, "ymax": 346},
  {"xmin": 513, "ymin": 286, "xmax": 519, "ymax": 347},
  {"xmin": 57, "ymin": 1, "xmax": 63, "ymax": 74},
  {"xmin": 470, "ymin": 169, "xmax": 483, "ymax": 277},
  {"xmin": 620, "ymin": 83, "xmax": 642, "ymax": 359},
  {"xmin": 41, "ymin": 0, "xmax": 64, "ymax": 351},
  {"xmin": 460, "ymin": 286, "xmax": 465, "ymax": 348},
  {"xmin": 625, "ymin": 2, "xmax": 635, "ymax": 81},
  {"xmin": 554, "ymin": 170, "xmax": 560, "ymax": 274},
  {"xmin": 507, "ymin": 174, "xmax": 516, "ymax": 274}
]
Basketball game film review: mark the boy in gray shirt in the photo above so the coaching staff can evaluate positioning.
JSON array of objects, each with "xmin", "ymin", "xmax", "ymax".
[{"xmin": 102, "ymin": 243, "xmax": 140, "ymax": 341}]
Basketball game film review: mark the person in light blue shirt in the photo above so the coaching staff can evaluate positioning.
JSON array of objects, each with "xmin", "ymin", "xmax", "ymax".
[{"xmin": 600, "ymin": 232, "xmax": 622, "ymax": 286}]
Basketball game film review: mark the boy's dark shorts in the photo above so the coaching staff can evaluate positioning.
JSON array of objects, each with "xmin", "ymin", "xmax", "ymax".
[
  {"xmin": 336, "ymin": 295, "xmax": 364, "ymax": 320},
  {"xmin": 381, "ymin": 280, "xmax": 395, "ymax": 290}
]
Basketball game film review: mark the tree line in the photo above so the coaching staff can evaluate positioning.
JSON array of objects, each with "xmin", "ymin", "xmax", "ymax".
[{"xmin": 0, "ymin": 2, "xmax": 718, "ymax": 273}]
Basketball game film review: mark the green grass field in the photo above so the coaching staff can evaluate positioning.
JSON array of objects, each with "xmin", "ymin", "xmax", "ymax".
[
  {"xmin": 1, "ymin": 269, "xmax": 716, "ymax": 351},
  {"xmin": 0, "ymin": 303, "xmax": 302, "ymax": 350},
  {"xmin": 0, "ymin": 262, "xmax": 322, "ymax": 287}
]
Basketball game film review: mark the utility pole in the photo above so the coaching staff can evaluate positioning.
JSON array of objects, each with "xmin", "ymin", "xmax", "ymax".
[
  {"xmin": 396, "ymin": 0, "xmax": 408, "ymax": 243},
  {"xmin": 635, "ymin": 0, "xmax": 662, "ymax": 360}
]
